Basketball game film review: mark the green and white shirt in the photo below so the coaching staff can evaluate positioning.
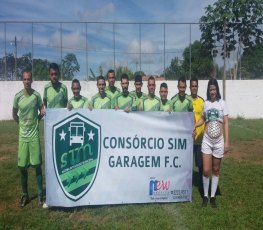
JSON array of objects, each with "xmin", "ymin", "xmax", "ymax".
[
  {"xmin": 130, "ymin": 91, "xmax": 146, "ymax": 110},
  {"xmin": 43, "ymin": 82, "xmax": 68, "ymax": 108},
  {"xmin": 13, "ymin": 89, "xmax": 42, "ymax": 141},
  {"xmin": 113, "ymin": 92, "xmax": 137, "ymax": 111},
  {"xmin": 171, "ymin": 94, "xmax": 193, "ymax": 112},
  {"xmin": 160, "ymin": 99, "xmax": 172, "ymax": 112},
  {"xmin": 91, "ymin": 93, "xmax": 112, "ymax": 109},
  {"xmin": 105, "ymin": 86, "xmax": 121, "ymax": 103},
  {"xmin": 142, "ymin": 95, "xmax": 161, "ymax": 111},
  {"xmin": 68, "ymin": 96, "xmax": 89, "ymax": 109}
]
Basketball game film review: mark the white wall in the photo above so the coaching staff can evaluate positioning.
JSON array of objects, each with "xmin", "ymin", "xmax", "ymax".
[{"xmin": 1, "ymin": 80, "xmax": 262, "ymax": 120}]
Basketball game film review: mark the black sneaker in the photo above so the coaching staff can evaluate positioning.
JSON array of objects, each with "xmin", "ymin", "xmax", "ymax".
[
  {"xmin": 202, "ymin": 196, "xmax": 208, "ymax": 207},
  {"xmin": 20, "ymin": 195, "xmax": 29, "ymax": 208},
  {"xmin": 210, "ymin": 197, "xmax": 217, "ymax": 208}
]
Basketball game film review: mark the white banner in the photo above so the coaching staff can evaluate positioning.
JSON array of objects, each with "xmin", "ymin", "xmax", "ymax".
[{"xmin": 45, "ymin": 109, "xmax": 194, "ymax": 207}]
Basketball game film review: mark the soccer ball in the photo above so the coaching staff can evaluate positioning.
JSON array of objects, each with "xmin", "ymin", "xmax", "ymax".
[{"xmin": 207, "ymin": 121, "xmax": 221, "ymax": 138}]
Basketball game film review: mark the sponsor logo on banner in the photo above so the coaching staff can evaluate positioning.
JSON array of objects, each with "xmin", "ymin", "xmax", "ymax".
[
  {"xmin": 52, "ymin": 113, "xmax": 101, "ymax": 201},
  {"xmin": 149, "ymin": 177, "xmax": 171, "ymax": 200}
]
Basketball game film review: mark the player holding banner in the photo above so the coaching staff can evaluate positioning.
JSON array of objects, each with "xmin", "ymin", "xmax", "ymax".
[
  {"xmin": 194, "ymin": 78, "xmax": 229, "ymax": 208},
  {"xmin": 13, "ymin": 70, "xmax": 45, "ymax": 207}
]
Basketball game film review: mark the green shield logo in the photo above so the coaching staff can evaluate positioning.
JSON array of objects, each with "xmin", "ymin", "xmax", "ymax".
[{"xmin": 52, "ymin": 113, "xmax": 101, "ymax": 201}]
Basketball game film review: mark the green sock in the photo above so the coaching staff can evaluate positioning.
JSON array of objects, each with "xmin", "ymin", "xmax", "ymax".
[
  {"xmin": 35, "ymin": 165, "xmax": 43, "ymax": 196},
  {"xmin": 20, "ymin": 168, "xmax": 28, "ymax": 196}
]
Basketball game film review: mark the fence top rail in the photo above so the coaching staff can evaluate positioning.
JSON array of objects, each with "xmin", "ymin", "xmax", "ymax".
[{"xmin": 0, "ymin": 21, "xmax": 253, "ymax": 25}]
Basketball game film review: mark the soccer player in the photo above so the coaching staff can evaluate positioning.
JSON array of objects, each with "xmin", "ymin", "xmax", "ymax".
[
  {"xmin": 190, "ymin": 77, "xmax": 205, "ymax": 194},
  {"xmin": 159, "ymin": 82, "xmax": 172, "ymax": 112},
  {"xmin": 43, "ymin": 63, "xmax": 68, "ymax": 108},
  {"xmin": 13, "ymin": 70, "xmax": 45, "ymax": 207},
  {"xmin": 68, "ymin": 79, "xmax": 88, "ymax": 110},
  {"xmin": 105, "ymin": 69, "xmax": 120, "ymax": 102},
  {"xmin": 141, "ymin": 76, "xmax": 161, "ymax": 111},
  {"xmin": 130, "ymin": 74, "xmax": 146, "ymax": 110},
  {"xmin": 90, "ymin": 76, "xmax": 112, "ymax": 109},
  {"xmin": 171, "ymin": 77, "xmax": 193, "ymax": 112},
  {"xmin": 114, "ymin": 73, "xmax": 136, "ymax": 112},
  {"xmin": 194, "ymin": 78, "xmax": 229, "ymax": 208}
]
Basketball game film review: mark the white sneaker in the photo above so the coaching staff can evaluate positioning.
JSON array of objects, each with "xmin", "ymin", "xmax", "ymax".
[{"xmin": 42, "ymin": 202, "xmax": 49, "ymax": 209}]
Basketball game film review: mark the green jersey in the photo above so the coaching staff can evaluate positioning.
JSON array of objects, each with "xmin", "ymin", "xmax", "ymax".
[
  {"xmin": 130, "ymin": 91, "xmax": 146, "ymax": 110},
  {"xmin": 13, "ymin": 89, "xmax": 42, "ymax": 141},
  {"xmin": 160, "ymin": 99, "xmax": 172, "ymax": 112},
  {"xmin": 68, "ymin": 96, "xmax": 88, "ymax": 108},
  {"xmin": 43, "ymin": 82, "xmax": 68, "ymax": 108},
  {"xmin": 142, "ymin": 95, "xmax": 161, "ymax": 111},
  {"xmin": 105, "ymin": 86, "xmax": 121, "ymax": 102},
  {"xmin": 113, "ymin": 92, "xmax": 137, "ymax": 111},
  {"xmin": 171, "ymin": 94, "xmax": 193, "ymax": 112},
  {"xmin": 91, "ymin": 93, "xmax": 112, "ymax": 109}
]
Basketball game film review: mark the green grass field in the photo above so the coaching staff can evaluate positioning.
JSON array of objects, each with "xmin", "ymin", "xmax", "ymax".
[{"xmin": 0, "ymin": 119, "xmax": 262, "ymax": 230}]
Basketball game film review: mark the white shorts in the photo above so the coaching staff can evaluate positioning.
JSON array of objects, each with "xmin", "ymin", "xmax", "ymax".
[{"xmin": 201, "ymin": 133, "xmax": 224, "ymax": 158}]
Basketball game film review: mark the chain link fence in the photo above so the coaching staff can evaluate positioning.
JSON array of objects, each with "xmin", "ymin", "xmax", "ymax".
[{"xmin": 0, "ymin": 21, "xmax": 262, "ymax": 81}]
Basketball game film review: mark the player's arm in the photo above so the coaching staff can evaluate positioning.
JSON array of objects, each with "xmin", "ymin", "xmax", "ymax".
[
  {"xmin": 12, "ymin": 108, "xmax": 19, "ymax": 124},
  {"xmin": 88, "ymin": 100, "xmax": 93, "ymax": 111},
  {"xmin": 194, "ymin": 116, "xmax": 205, "ymax": 129},
  {"xmin": 38, "ymin": 104, "xmax": 45, "ymax": 121},
  {"xmin": 43, "ymin": 99, "xmax": 47, "ymax": 108},
  {"xmin": 188, "ymin": 97, "xmax": 193, "ymax": 112},
  {"xmin": 223, "ymin": 115, "xmax": 229, "ymax": 154},
  {"xmin": 83, "ymin": 98, "xmax": 89, "ymax": 109},
  {"xmin": 63, "ymin": 86, "xmax": 68, "ymax": 108},
  {"xmin": 193, "ymin": 116, "xmax": 205, "ymax": 138},
  {"xmin": 43, "ymin": 87, "xmax": 47, "ymax": 108}
]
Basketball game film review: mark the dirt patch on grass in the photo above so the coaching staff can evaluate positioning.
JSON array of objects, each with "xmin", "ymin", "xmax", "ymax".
[{"xmin": 226, "ymin": 140, "xmax": 263, "ymax": 165}]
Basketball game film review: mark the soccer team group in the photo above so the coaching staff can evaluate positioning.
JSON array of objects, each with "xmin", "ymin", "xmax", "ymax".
[{"xmin": 13, "ymin": 62, "xmax": 229, "ymax": 208}]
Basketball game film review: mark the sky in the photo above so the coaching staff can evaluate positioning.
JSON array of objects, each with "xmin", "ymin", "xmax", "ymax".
[{"xmin": 0, "ymin": 0, "xmax": 217, "ymax": 79}]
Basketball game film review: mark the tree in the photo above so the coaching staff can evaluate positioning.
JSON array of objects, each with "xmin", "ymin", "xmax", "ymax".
[
  {"xmin": 200, "ymin": 0, "xmax": 263, "ymax": 79},
  {"xmin": 115, "ymin": 66, "xmax": 134, "ymax": 80},
  {"xmin": 5, "ymin": 53, "xmax": 16, "ymax": 80},
  {"xmin": 134, "ymin": 70, "xmax": 146, "ymax": 77},
  {"xmin": 241, "ymin": 42, "xmax": 263, "ymax": 79},
  {"xmin": 17, "ymin": 53, "xmax": 32, "ymax": 78},
  {"xmin": 33, "ymin": 58, "xmax": 50, "ymax": 80},
  {"xmin": 98, "ymin": 66, "xmax": 103, "ymax": 76},
  {"xmin": 182, "ymin": 40, "xmax": 214, "ymax": 79},
  {"xmin": 163, "ymin": 57, "xmax": 184, "ymax": 80},
  {"xmin": 61, "ymin": 53, "xmax": 80, "ymax": 80}
]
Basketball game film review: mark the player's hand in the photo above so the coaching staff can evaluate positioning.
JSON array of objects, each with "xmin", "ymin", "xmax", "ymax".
[
  {"xmin": 192, "ymin": 127, "xmax": 196, "ymax": 139},
  {"xmin": 124, "ymin": 106, "xmax": 130, "ymax": 113},
  {"xmin": 67, "ymin": 104, "xmax": 73, "ymax": 111},
  {"xmin": 40, "ymin": 106, "xmax": 45, "ymax": 116},
  {"xmin": 167, "ymin": 108, "xmax": 172, "ymax": 114}
]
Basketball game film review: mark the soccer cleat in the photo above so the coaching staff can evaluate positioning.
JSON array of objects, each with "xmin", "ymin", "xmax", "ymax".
[
  {"xmin": 42, "ymin": 202, "xmax": 49, "ymax": 209},
  {"xmin": 210, "ymin": 197, "xmax": 217, "ymax": 208},
  {"xmin": 20, "ymin": 195, "xmax": 29, "ymax": 208},
  {"xmin": 202, "ymin": 196, "xmax": 208, "ymax": 207}
]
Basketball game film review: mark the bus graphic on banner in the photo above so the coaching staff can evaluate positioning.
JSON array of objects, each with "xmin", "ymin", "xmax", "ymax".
[{"xmin": 69, "ymin": 122, "xmax": 85, "ymax": 146}]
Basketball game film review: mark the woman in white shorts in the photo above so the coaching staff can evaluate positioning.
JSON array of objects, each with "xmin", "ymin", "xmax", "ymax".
[{"xmin": 194, "ymin": 78, "xmax": 229, "ymax": 208}]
